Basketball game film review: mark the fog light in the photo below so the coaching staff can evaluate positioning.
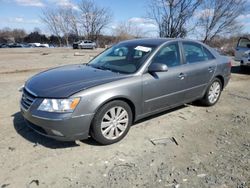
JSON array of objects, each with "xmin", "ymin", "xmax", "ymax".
[{"xmin": 51, "ymin": 130, "xmax": 64, "ymax": 137}]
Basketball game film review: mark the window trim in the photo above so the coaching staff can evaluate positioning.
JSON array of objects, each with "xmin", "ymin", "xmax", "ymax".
[{"xmin": 201, "ymin": 46, "xmax": 216, "ymax": 60}]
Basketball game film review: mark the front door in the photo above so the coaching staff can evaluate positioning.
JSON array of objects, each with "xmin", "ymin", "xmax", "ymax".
[{"xmin": 142, "ymin": 42, "xmax": 187, "ymax": 114}]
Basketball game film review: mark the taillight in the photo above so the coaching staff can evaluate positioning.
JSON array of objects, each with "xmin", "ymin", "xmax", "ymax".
[{"xmin": 228, "ymin": 61, "xmax": 232, "ymax": 68}]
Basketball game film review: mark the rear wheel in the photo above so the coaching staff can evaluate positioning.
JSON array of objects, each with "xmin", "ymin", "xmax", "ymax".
[
  {"xmin": 201, "ymin": 78, "xmax": 222, "ymax": 106},
  {"xmin": 91, "ymin": 100, "xmax": 132, "ymax": 145}
]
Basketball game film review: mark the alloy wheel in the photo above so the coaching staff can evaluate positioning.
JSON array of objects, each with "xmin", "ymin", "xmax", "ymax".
[
  {"xmin": 101, "ymin": 106, "xmax": 129, "ymax": 140},
  {"xmin": 208, "ymin": 81, "xmax": 221, "ymax": 104}
]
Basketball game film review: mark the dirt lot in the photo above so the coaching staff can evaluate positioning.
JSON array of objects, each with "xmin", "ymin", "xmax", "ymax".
[{"xmin": 0, "ymin": 48, "xmax": 249, "ymax": 188}]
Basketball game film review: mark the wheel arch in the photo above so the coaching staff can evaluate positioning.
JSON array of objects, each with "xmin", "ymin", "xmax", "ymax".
[
  {"xmin": 93, "ymin": 96, "xmax": 136, "ymax": 123},
  {"xmin": 215, "ymin": 75, "xmax": 225, "ymax": 89}
]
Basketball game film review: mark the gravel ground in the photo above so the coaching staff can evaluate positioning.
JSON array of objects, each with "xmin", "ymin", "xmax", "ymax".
[{"xmin": 0, "ymin": 48, "xmax": 249, "ymax": 188}]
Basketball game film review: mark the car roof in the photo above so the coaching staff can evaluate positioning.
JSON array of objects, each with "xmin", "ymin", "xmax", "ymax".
[{"xmin": 118, "ymin": 38, "xmax": 174, "ymax": 47}]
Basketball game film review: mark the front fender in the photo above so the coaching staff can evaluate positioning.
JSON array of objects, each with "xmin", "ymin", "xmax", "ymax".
[{"xmin": 71, "ymin": 76, "xmax": 143, "ymax": 119}]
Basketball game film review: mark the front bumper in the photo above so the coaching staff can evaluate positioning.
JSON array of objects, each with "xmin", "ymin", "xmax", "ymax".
[
  {"xmin": 21, "ymin": 106, "xmax": 94, "ymax": 141},
  {"xmin": 241, "ymin": 57, "xmax": 250, "ymax": 66}
]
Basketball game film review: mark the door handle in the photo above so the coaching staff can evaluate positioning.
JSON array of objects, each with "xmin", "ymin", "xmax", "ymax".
[
  {"xmin": 208, "ymin": 67, "xmax": 214, "ymax": 73},
  {"xmin": 178, "ymin": 73, "xmax": 186, "ymax": 80}
]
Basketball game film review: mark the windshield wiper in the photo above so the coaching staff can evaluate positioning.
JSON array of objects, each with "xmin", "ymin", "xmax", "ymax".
[{"xmin": 92, "ymin": 65, "xmax": 120, "ymax": 74}]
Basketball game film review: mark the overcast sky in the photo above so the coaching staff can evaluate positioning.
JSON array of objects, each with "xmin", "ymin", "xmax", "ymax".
[{"xmin": 0, "ymin": 0, "xmax": 250, "ymax": 37}]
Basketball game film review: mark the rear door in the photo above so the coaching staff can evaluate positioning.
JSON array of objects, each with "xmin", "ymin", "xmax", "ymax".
[
  {"xmin": 235, "ymin": 37, "xmax": 250, "ymax": 61},
  {"xmin": 180, "ymin": 42, "xmax": 216, "ymax": 100}
]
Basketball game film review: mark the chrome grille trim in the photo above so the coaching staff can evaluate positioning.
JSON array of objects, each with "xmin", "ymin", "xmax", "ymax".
[{"xmin": 21, "ymin": 88, "xmax": 37, "ymax": 111}]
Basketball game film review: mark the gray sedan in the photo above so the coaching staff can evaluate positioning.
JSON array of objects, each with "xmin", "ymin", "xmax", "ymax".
[{"xmin": 20, "ymin": 38, "xmax": 231, "ymax": 145}]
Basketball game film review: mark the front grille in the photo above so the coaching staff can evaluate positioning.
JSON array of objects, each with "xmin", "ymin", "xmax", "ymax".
[{"xmin": 21, "ymin": 88, "xmax": 36, "ymax": 110}]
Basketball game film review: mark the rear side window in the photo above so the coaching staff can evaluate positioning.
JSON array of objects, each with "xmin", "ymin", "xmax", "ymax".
[
  {"xmin": 183, "ymin": 42, "xmax": 214, "ymax": 63},
  {"xmin": 203, "ymin": 46, "xmax": 215, "ymax": 60}
]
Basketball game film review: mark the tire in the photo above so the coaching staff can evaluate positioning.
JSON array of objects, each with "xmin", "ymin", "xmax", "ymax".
[
  {"xmin": 201, "ymin": 78, "xmax": 222, "ymax": 106},
  {"xmin": 91, "ymin": 100, "xmax": 133, "ymax": 145}
]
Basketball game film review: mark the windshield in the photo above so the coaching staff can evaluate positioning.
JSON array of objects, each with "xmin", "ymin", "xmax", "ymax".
[{"xmin": 88, "ymin": 43, "xmax": 156, "ymax": 74}]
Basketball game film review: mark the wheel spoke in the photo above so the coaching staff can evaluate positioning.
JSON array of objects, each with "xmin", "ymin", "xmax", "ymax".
[
  {"xmin": 116, "ymin": 107, "xmax": 122, "ymax": 116},
  {"xmin": 114, "ymin": 127, "xmax": 119, "ymax": 137},
  {"xmin": 117, "ymin": 111, "xmax": 127, "ymax": 120},
  {"xmin": 110, "ymin": 108, "xmax": 116, "ymax": 119},
  {"xmin": 101, "ymin": 122, "xmax": 111, "ymax": 129},
  {"xmin": 118, "ymin": 118, "xmax": 128, "ymax": 124},
  {"xmin": 108, "ymin": 127, "xmax": 115, "ymax": 138},
  {"xmin": 117, "ymin": 124, "xmax": 126, "ymax": 131},
  {"xmin": 102, "ymin": 125, "xmax": 113, "ymax": 135},
  {"xmin": 104, "ymin": 114, "xmax": 111, "ymax": 121},
  {"xmin": 214, "ymin": 85, "xmax": 220, "ymax": 91}
]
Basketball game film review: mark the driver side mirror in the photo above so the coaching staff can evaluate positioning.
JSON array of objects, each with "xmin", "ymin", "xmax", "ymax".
[{"xmin": 148, "ymin": 63, "xmax": 168, "ymax": 73}]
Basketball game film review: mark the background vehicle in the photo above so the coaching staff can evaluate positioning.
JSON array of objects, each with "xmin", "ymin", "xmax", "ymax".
[
  {"xmin": 21, "ymin": 38, "xmax": 231, "ymax": 145},
  {"xmin": 240, "ymin": 50, "xmax": 250, "ymax": 70},
  {"xmin": 73, "ymin": 40, "xmax": 96, "ymax": 49},
  {"xmin": 235, "ymin": 37, "xmax": 250, "ymax": 61}
]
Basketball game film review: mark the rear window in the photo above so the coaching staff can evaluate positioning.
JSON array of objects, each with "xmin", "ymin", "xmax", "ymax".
[{"xmin": 238, "ymin": 38, "xmax": 250, "ymax": 48}]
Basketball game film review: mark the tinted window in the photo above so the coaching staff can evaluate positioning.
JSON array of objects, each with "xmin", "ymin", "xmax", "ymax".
[
  {"xmin": 151, "ymin": 43, "xmax": 181, "ymax": 67},
  {"xmin": 183, "ymin": 42, "xmax": 207, "ymax": 63},
  {"xmin": 203, "ymin": 46, "xmax": 215, "ymax": 60}
]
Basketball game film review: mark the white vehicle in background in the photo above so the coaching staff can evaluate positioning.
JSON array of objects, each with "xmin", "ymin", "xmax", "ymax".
[
  {"xmin": 235, "ymin": 37, "xmax": 250, "ymax": 61},
  {"xmin": 30, "ymin": 43, "xmax": 49, "ymax": 48},
  {"xmin": 39, "ymin": 43, "xmax": 49, "ymax": 48},
  {"xmin": 73, "ymin": 40, "xmax": 96, "ymax": 49},
  {"xmin": 240, "ymin": 50, "xmax": 250, "ymax": 70}
]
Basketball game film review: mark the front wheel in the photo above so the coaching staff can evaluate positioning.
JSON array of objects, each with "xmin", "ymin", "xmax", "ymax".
[
  {"xmin": 201, "ymin": 78, "xmax": 222, "ymax": 106},
  {"xmin": 91, "ymin": 100, "xmax": 132, "ymax": 145}
]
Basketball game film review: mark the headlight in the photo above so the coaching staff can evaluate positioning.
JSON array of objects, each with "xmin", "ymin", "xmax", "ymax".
[
  {"xmin": 38, "ymin": 98, "xmax": 80, "ymax": 113},
  {"xmin": 243, "ymin": 52, "xmax": 250, "ymax": 58}
]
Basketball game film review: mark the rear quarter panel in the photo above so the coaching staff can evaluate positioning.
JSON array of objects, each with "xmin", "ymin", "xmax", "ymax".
[{"xmin": 214, "ymin": 55, "xmax": 231, "ymax": 88}]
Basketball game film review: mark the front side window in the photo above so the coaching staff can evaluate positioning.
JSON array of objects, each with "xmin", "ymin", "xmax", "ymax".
[
  {"xmin": 151, "ymin": 43, "xmax": 181, "ymax": 67},
  {"xmin": 88, "ymin": 44, "xmax": 156, "ymax": 74}
]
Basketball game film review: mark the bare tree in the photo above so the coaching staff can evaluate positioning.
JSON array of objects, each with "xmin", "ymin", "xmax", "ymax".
[
  {"xmin": 78, "ymin": 0, "xmax": 112, "ymax": 41},
  {"xmin": 197, "ymin": 0, "xmax": 247, "ymax": 43},
  {"xmin": 0, "ymin": 28, "xmax": 26, "ymax": 43},
  {"xmin": 113, "ymin": 21, "xmax": 147, "ymax": 42},
  {"xmin": 57, "ymin": 8, "xmax": 74, "ymax": 46},
  {"xmin": 67, "ymin": 8, "xmax": 80, "ymax": 37},
  {"xmin": 148, "ymin": 0, "xmax": 201, "ymax": 38},
  {"xmin": 41, "ymin": 9, "xmax": 62, "ymax": 46}
]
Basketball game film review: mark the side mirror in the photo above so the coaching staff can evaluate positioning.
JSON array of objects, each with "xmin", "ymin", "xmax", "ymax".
[{"xmin": 148, "ymin": 63, "xmax": 168, "ymax": 72}]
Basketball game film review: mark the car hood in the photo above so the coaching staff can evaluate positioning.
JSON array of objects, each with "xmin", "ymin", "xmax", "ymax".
[{"xmin": 25, "ymin": 64, "xmax": 129, "ymax": 98}]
